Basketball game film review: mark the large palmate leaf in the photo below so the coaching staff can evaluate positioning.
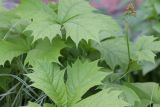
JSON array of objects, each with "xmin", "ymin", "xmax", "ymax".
[
  {"xmin": 0, "ymin": 37, "xmax": 30, "ymax": 65},
  {"xmin": 134, "ymin": 36, "xmax": 160, "ymax": 63},
  {"xmin": 75, "ymin": 89, "xmax": 129, "ymax": 107},
  {"xmin": 66, "ymin": 60, "xmax": 107, "ymax": 106},
  {"xmin": 63, "ymin": 13, "xmax": 121, "ymax": 45},
  {"xmin": 25, "ymin": 37, "xmax": 65, "ymax": 65},
  {"xmin": 15, "ymin": 0, "xmax": 121, "ymax": 44},
  {"xmin": 58, "ymin": 0, "xmax": 121, "ymax": 44},
  {"xmin": 57, "ymin": 0, "xmax": 94, "ymax": 23},
  {"xmin": 27, "ymin": 62, "xmax": 67, "ymax": 107},
  {"xmin": 28, "ymin": 59, "xmax": 108, "ymax": 107},
  {"xmin": 94, "ymin": 37, "xmax": 129, "ymax": 70}
]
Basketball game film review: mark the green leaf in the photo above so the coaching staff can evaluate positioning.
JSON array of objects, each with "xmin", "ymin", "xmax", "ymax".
[
  {"xmin": 15, "ymin": 0, "xmax": 121, "ymax": 44},
  {"xmin": 94, "ymin": 37, "xmax": 129, "ymax": 70},
  {"xmin": 0, "ymin": 38, "xmax": 30, "ymax": 65},
  {"xmin": 135, "ymin": 99, "xmax": 151, "ymax": 107},
  {"xmin": 23, "ymin": 102, "xmax": 41, "ymax": 107},
  {"xmin": 75, "ymin": 89, "xmax": 129, "ymax": 107},
  {"xmin": 66, "ymin": 59, "xmax": 107, "ymax": 106},
  {"xmin": 0, "ymin": 12, "xmax": 20, "ymax": 39},
  {"xmin": 134, "ymin": 36, "xmax": 160, "ymax": 63},
  {"xmin": 136, "ymin": 50, "xmax": 156, "ymax": 63},
  {"xmin": 25, "ymin": 37, "xmax": 65, "ymax": 65},
  {"xmin": 58, "ymin": 0, "xmax": 121, "ymax": 44},
  {"xmin": 23, "ymin": 102, "xmax": 55, "ymax": 107},
  {"xmin": 154, "ymin": 104, "xmax": 160, "ymax": 107},
  {"xmin": 43, "ymin": 103, "xmax": 56, "ymax": 107},
  {"xmin": 14, "ymin": 0, "xmax": 53, "ymax": 20},
  {"xmin": 102, "ymin": 84, "xmax": 140, "ymax": 107},
  {"xmin": 57, "ymin": 0, "xmax": 94, "ymax": 23},
  {"xmin": 135, "ymin": 36, "xmax": 160, "ymax": 52},
  {"xmin": 27, "ymin": 62, "xmax": 67, "ymax": 107},
  {"xmin": 0, "ymin": 15, "xmax": 32, "ymax": 65},
  {"xmin": 25, "ymin": 21, "xmax": 61, "ymax": 42},
  {"xmin": 126, "ymin": 82, "xmax": 160, "ymax": 104},
  {"xmin": 154, "ymin": 0, "xmax": 160, "ymax": 14},
  {"xmin": 63, "ymin": 13, "xmax": 121, "ymax": 45},
  {"xmin": 142, "ymin": 60, "xmax": 160, "ymax": 75},
  {"xmin": 15, "ymin": 0, "xmax": 61, "ymax": 42},
  {"xmin": 153, "ymin": 23, "xmax": 160, "ymax": 33},
  {"xmin": 119, "ymin": 86, "xmax": 141, "ymax": 107},
  {"xmin": 58, "ymin": 0, "xmax": 121, "ymax": 45}
]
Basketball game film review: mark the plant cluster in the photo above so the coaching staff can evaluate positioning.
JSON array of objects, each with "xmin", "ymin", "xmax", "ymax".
[{"xmin": 0, "ymin": 0, "xmax": 160, "ymax": 107}]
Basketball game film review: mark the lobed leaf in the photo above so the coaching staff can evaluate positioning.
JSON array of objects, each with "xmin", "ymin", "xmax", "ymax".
[
  {"xmin": 25, "ymin": 37, "xmax": 65, "ymax": 65},
  {"xmin": 94, "ymin": 37, "xmax": 129, "ymax": 70},
  {"xmin": 27, "ymin": 62, "xmax": 67, "ymax": 106},
  {"xmin": 14, "ymin": 0, "xmax": 121, "ymax": 45},
  {"xmin": 66, "ymin": 59, "xmax": 107, "ymax": 106},
  {"xmin": 75, "ymin": 89, "xmax": 129, "ymax": 107}
]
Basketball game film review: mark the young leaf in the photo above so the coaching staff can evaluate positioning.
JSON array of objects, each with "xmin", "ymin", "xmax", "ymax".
[
  {"xmin": 27, "ymin": 62, "xmax": 67, "ymax": 107},
  {"xmin": 25, "ymin": 37, "xmax": 65, "ymax": 65},
  {"xmin": 66, "ymin": 59, "xmax": 107, "ymax": 106},
  {"xmin": 94, "ymin": 37, "xmax": 129, "ymax": 70},
  {"xmin": 75, "ymin": 89, "xmax": 129, "ymax": 107},
  {"xmin": 134, "ymin": 36, "xmax": 160, "ymax": 63}
]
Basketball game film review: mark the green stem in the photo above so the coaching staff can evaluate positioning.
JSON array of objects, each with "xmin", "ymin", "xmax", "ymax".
[
  {"xmin": 125, "ymin": 18, "xmax": 132, "ymax": 82},
  {"xmin": 112, "ymin": 18, "xmax": 132, "ymax": 82}
]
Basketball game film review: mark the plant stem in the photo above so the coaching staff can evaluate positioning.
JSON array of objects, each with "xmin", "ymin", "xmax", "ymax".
[{"xmin": 125, "ymin": 17, "xmax": 132, "ymax": 82}]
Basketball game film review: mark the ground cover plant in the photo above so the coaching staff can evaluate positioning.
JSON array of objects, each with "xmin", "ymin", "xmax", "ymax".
[{"xmin": 0, "ymin": 0, "xmax": 160, "ymax": 107}]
